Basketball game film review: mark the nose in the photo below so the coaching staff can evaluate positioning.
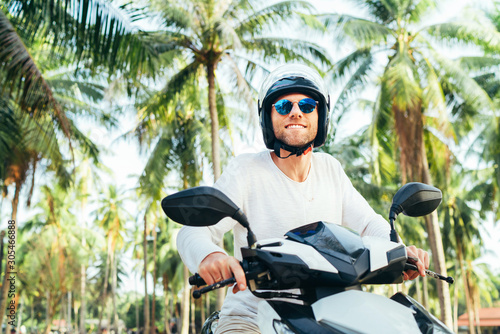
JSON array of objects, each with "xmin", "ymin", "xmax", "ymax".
[{"xmin": 288, "ymin": 102, "xmax": 303, "ymax": 118}]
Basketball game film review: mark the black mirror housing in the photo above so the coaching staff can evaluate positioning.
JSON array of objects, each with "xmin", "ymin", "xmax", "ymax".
[
  {"xmin": 391, "ymin": 182, "xmax": 442, "ymax": 219},
  {"xmin": 161, "ymin": 186, "xmax": 242, "ymax": 227},
  {"xmin": 388, "ymin": 182, "xmax": 442, "ymax": 242}
]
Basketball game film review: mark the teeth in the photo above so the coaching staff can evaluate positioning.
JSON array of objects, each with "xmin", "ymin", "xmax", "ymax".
[{"xmin": 287, "ymin": 125, "xmax": 305, "ymax": 129}]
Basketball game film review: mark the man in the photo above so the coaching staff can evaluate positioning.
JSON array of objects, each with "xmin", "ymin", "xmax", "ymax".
[{"xmin": 176, "ymin": 64, "xmax": 429, "ymax": 333}]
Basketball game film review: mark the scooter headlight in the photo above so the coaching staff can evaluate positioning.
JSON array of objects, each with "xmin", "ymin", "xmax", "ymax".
[{"xmin": 272, "ymin": 319, "xmax": 295, "ymax": 334}]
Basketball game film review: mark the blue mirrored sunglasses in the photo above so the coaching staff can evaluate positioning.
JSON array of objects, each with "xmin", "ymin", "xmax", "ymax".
[{"xmin": 272, "ymin": 98, "xmax": 318, "ymax": 115}]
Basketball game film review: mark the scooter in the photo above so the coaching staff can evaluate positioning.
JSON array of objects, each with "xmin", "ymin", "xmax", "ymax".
[{"xmin": 161, "ymin": 182, "xmax": 455, "ymax": 334}]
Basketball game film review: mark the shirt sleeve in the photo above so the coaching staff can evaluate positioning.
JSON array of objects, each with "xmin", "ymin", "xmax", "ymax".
[
  {"xmin": 175, "ymin": 157, "xmax": 243, "ymax": 274},
  {"xmin": 337, "ymin": 162, "xmax": 391, "ymax": 240},
  {"xmin": 176, "ymin": 218, "xmax": 236, "ymax": 274}
]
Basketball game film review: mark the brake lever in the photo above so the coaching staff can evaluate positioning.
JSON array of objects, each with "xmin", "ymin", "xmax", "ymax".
[
  {"xmin": 404, "ymin": 259, "xmax": 454, "ymax": 284},
  {"xmin": 192, "ymin": 277, "xmax": 236, "ymax": 299}
]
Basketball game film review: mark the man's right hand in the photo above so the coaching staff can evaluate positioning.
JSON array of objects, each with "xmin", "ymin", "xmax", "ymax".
[{"xmin": 198, "ymin": 252, "xmax": 247, "ymax": 293}]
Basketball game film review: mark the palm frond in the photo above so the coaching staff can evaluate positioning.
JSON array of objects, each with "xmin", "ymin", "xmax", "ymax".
[
  {"xmin": 425, "ymin": 10, "xmax": 500, "ymax": 52},
  {"xmin": 407, "ymin": 0, "xmax": 436, "ymax": 23},
  {"xmin": 0, "ymin": 10, "xmax": 71, "ymax": 137},
  {"xmin": 142, "ymin": 61, "xmax": 203, "ymax": 125},
  {"xmin": 419, "ymin": 57, "xmax": 453, "ymax": 139},
  {"xmin": 330, "ymin": 50, "xmax": 374, "ymax": 114},
  {"xmin": 369, "ymin": 79, "xmax": 396, "ymax": 185},
  {"xmin": 349, "ymin": 0, "xmax": 395, "ymax": 24},
  {"xmin": 222, "ymin": 53, "xmax": 255, "ymax": 113},
  {"xmin": 233, "ymin": 1, "xmax": 314, "ymax": 35},
  {"xmin": 151, "ymin": 0, "xmax": 193, "ymax": 31},
  {"xmin": 67, "ymin": 118, "xmax": 101, "ymax": 162},
  {"xmin": 458, "ymin": 56, "xmax": 500, "ymax": 72},
  {"xmin": 139, "ymin": 135, "xmax": 175, "ymax": 199},
  {"xmin": 0, "ymin": 95, "xmax": 20, "ymax": 179},
  {"xmin": 5, "ymin": 0, "xmax": 155, "ymax": 70},
  {"xmin": 431, "ymin": 49, "xmax": 493, "ymax": 113},
  {"xmin": 384, "ymin": 50, "xmax": 422, "ymax": 111},
  {"xmin": 242, "ymin": 36, "xmax": 331, "ymax": 67},
  {"xmin": 320, "ymin": 13, "xmax": 392, "ymax": 48}
]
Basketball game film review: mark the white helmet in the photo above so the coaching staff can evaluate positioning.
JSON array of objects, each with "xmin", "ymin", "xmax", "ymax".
[{"xmin": 258, "ymin": 64, "xmax": 330, "ymax": 157}]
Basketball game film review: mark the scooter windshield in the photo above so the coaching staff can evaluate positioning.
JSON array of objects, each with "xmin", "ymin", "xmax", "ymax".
[{"xmin": 285, "ymin": 221, "xmax": 365, "ymax": 259}]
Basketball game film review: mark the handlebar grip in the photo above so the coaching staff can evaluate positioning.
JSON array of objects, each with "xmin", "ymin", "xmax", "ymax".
[
  {"xmin": 189, "ymin": 273, "xmax": 206, "ymax": 287},
  {"xmin": 404, "ymin": 263, "xmax": 454, "ymax": 284}
]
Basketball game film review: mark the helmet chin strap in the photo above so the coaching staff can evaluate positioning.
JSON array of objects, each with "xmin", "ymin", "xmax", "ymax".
[{"xmin": 273, "ymin": 140, "xmax": 314, "ymax": 159}]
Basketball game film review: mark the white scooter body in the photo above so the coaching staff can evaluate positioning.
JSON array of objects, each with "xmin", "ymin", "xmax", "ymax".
[
  {"xmin": 255, "ymin": 234, "xmax": 423, "ymax": 334},
  {"xmin": 257, "ymin": 290, "xmax": 422, "ymax": 334}
]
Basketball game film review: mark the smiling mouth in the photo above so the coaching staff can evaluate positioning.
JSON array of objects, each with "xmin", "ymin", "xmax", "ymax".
[{"xmin": 285, "ymin": 125, "xmax": 306, "ymax": 129}]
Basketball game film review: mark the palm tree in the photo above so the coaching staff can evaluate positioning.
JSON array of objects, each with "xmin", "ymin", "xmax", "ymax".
[
  {"xmin": 1, "ymin": 3, "xmax": 135, "ymax": 325},
  {"xmin": 17, "ymin": 184, "xmax": 99, "ymax": 334},
  {"xmin": 72, "ymin": 156, "xmax": 111, "ymax": 334},
  {"xmin": 321, "ymin": 0, "xmax": 497, "ymax": 326},
  {"xmin": 0, "ymin": 110, "xmax": 71, "ymax": 332},
  {"xmin": 93, "ymin": 185, "xmax": 131, "ymax": 334},
  {"xmin": 143, "ymin": 0, "xmax": 331, "ymax": 182},
  {"xmin": 155, "ymin": 220, "xmax": 184, "ymax": 334},
  {"xmin": 134, "ymin": 87, "xmax": 212, "ymax": 333},
  {"xmin": 1, "ymin": 0, "xmax": 159, "ymax": 125},
  {"xmin": 439, "ymin": 168, "xmax": 483, "ymax": 334}
]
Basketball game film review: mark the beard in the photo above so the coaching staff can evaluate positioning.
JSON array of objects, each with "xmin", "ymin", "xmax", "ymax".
[{"xmin": 273, "ymin": 126, "xmax": 317, "ymax": 148}]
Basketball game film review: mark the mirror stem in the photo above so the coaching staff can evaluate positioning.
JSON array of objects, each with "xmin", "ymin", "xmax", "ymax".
[
  {"xmin": 389, "ymin": 224, "xmax": 399, "ymax": 242},
  {"xmin": 232, "ymin": 209, "xmax": 256, "ymax": 246},
  {"xmin": 247, "ymin": 229, "xmax": 257, "ymax": 247},
  {"xmin": 389, "ymin": 204, "xmax": 403, "ymax": 242}
]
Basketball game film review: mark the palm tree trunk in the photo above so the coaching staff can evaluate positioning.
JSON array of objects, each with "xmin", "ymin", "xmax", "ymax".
[
  {"xmin": 454, "ymin": 265, "xmax": 459, "ymax": 334},
  {"xmin": 80, "ymin": 193, "xmax": 88, "ymax": 334},
  {"xmin": 143, "ymin": 215, "xmax": 150, "ymax": 334},
  {"xmin": 31, "ymin": 301, "xmax": 35, "ymax": 334},
  {"xmin": 200, "ymin": 295, "xmax": 205, "ymax": 328},
  {"xmin": 206, "ymin": 63, "xmax": 221, "ymax": 181},
  {"xmin": 423, "ymin": 276, "xmax": 429, "ymax": 309},
  {"xmin": 394, "ymin": 104, "xmax": 452, "ymax": 327},
  {"xmin": 151, "ymin": 220, "xmax": 158, "ymax": 334},
  {"xmin": 423, "ymin": 212, "xmax": 452, "ymax": 326},
  {"xmin": 180, "ymin": 266, "xmax": 190, "ymax": 334},
  {"xmin": 163, "ymin": 274, "xmax": 171, "ymax": 334},
  {"xmin": 67, "ymin": 292, "xmax": 72, "ymax": 333},
  {"xmin": 97, "ymin": 306, "xmax": 104, "ymax": 334},
  {"xmin": 112, "ymin": 254, "xmax": 119, "ymax": 334},
  {"xmin": 415, "ymin": 277, "xmax": 422, "ymax": 303},
  {"xmin": 98, "ymin": 238, "xmax": 112, "ymax": 334},
  {"xmin": 0, "ymin": 184, "xmax": 20, "ymax": 334},
  {"xmin": 15, "ymin": 296, "xmax": 22, "ymax": 334},
  {"xmin": 190, "ymin": 294, "xmax": 195, "ymax": 334},
  {"xmin": 44, "ymin": 291, "xmax": 53, "ymax": 334},
  {"xmin": 80, "ymin": 262, "xmax": 86, "ymax": 334},
  {"xmin": 421, "ymin": 145, "xmax": 453, "ymax": 328},
  {"xmin": 135, "ymin": 280, "xmax": 139, "ymax": 333},
  {"xmin": 205, "ymin": 294, "xmax": 210, "ymax": 321},
  {"xmin": 458, "ymin": 244, "xmax": 475, "ymax": 334}
]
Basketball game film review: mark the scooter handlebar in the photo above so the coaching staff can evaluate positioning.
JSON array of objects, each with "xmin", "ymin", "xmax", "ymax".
[
  {"xmin": 189, "ymin": 273, "xmax": 206, "ymax": 287},
  {"xmin": 404, "ymin": 263, "xmax": 454, "ymax": 284}
]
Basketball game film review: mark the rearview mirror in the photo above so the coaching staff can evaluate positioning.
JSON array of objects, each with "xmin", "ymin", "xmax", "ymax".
[
  {"xmin": 161, "ymin": 186, "xmax": 257, "ymax": 246},
  {"xmin": 388, "ymin": 182, "xmax": 442, "ymax": 242},
  {"xmin": 391, "ymin": 182, "xmax": 442, "ymax": 218},
  {"xmin": 161, "ymin": 186, "xmax": 242, "ymax": 226}
]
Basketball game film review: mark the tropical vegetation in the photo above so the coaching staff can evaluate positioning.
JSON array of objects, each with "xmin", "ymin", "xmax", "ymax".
[{"xmin": 0, "ymin": 0, "xmax": 499, "ymax": 334}]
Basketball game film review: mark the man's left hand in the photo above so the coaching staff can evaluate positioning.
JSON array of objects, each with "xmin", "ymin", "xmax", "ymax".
[{"xmin": 404, "ymin": 245, "xmax": 429, "ymax": 280}]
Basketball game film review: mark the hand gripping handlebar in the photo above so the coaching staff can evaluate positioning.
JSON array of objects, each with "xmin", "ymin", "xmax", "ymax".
[
  {"xmin": 188, "ymin": 273, "xmax": 236, "ymax": 299},
  {"xmin": 405, "ymin": 258, "xmax": 454, "ymax": 284}
]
